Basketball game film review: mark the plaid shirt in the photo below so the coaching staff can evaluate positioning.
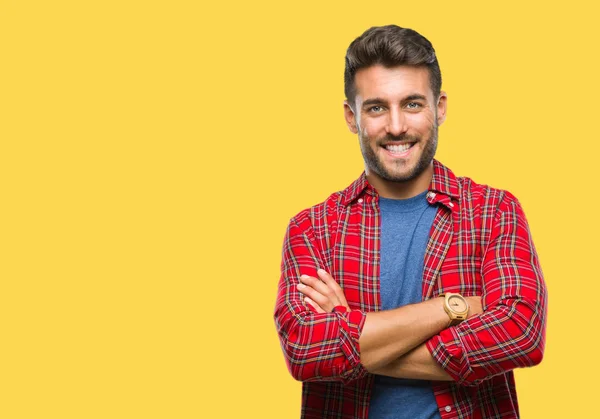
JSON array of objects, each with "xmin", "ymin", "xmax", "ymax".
[{"xmin": 274, "ymin": 160, "xmax": 547, "ymax": 419}]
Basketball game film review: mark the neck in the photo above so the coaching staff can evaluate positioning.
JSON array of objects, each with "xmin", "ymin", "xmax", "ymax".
[{"xmin": 366, "ymin": 162, "xmax": 434, "ymax": 200}]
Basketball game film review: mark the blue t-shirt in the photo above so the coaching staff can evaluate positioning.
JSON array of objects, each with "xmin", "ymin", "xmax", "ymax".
[{"xmin": 368, "ymin": 191, "xmax": 441, "ymax": 419}]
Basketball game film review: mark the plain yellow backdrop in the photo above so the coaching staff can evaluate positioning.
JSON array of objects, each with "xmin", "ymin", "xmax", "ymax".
[{"xmin": 1, "ymin": 0, "xmax": 597, "ymax": 417}]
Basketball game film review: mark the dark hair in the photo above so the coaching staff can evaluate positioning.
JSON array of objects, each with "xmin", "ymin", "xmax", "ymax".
[{"xmin": 344, "ymin": 25, "xmax": 441, "ymax": 105}]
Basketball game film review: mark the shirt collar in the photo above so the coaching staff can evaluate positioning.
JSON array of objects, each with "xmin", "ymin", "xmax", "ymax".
[{"xmin": 340, "ymin": 159, "xmax": 460, "ymax": 206}]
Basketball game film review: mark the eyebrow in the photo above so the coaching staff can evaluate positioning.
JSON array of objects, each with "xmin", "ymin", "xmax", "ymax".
[
  {"xmin": 404, "ymin": 94, "xmax": 427, "ymax": 102},
  {"xmin": 362, "ymin": 98, "xmax": 387, "ymax": 107}
]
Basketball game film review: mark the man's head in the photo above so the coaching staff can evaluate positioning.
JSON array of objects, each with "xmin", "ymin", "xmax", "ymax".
[{"xmin": 343, "ymin": 25, "xmax": 447, "ymax": 194}]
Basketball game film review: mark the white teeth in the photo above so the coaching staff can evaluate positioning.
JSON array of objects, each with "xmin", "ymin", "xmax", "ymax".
[{"xmin": 385, "ymin": 143, "xmax": 412, "ymax": 153}]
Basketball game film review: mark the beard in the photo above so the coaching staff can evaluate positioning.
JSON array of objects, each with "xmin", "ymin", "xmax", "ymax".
[{"xmin": 358, "ymin": 122, "xmax": 438, "ymax": 183}]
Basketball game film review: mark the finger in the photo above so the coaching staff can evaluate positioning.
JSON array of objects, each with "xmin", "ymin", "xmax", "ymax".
[
  {"xmin": 297, "ymin": 282, "xmax": 335, "ymax": 312},
  {"xmin": 317, "ymin": 269, "xmax": 344, "ymax": 295},
  {"xmin": 317, "ymin": 269, "xmax": 350, "ymax": 309},
  {"xmin": 304, "ymin": 297, "xmax": 325, "ymax": 314},
  {"xmin": 465, "ymin": 296, "xmax": 484, "ymax": 317},
  {"xmin": 299, "ymin": 274, "xmax": 342, "ymax": 307}
]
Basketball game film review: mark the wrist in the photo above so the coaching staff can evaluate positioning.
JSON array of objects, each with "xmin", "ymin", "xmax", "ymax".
[{"xmin": 440, "ymin": 293, "xmax": 469, "ymax": 327}]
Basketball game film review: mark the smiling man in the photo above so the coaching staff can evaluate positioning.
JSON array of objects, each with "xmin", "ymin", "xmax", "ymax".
[{"xmin": 274, "ymin": 25, "xmax": 547, "ymax": 419}]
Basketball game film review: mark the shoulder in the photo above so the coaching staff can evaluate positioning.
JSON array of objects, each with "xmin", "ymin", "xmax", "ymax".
[
  {"xmin": 288, "ymin": 172, "xmax": 366, "ymax": 230},
  {"xmin": 286, "ymin": 171, "xmax": 368, "ymax": 237},
  {"xmin": 456, "ymin": 174, "xmax": 522, "ymax": 218},
  {"xmin": 288, "ymin": 189, "xmax": 346, "ymax": 234}
]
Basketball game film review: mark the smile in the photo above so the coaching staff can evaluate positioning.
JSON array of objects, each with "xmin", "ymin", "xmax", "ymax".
[{"xmin": 383, "ymin": 142, "xmax": 416, "ymax": 157}]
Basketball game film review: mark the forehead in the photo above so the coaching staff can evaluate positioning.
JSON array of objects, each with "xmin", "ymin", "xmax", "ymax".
[{"xmin": 353, "ymin": 65, "xmax": 433, "ymax": 102}]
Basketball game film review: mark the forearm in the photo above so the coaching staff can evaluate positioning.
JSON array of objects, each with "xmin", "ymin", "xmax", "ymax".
[
  {"xmin": 276, "ymin": 308, "xmax": 366, "ymax": 382},
  {"xmin": 359, "ymin": 297, "xmax": 448, "ymax": 371},
  {"xmin": 426, "ymin": 296, "xmax": 545, "ymax": 386},
  {"xmin": 372, "ymin": 344, "xmax": 453, "ymax": 381}
]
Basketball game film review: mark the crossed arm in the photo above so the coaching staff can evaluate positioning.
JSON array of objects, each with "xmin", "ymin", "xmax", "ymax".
[
  {"xmin": 275, "ymin": 196, "xmax": 546, "ymax": 385},
  {"xmin": 298, "ymin": 269, "xmax": 482, "ymax": 380}
]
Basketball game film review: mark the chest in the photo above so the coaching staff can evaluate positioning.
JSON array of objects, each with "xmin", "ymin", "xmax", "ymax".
[{"xmin": 326, "ymin": 203, "xmax": 485, "ymax": 312}]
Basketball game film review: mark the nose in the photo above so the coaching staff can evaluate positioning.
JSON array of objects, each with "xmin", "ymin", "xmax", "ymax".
[{"xmin": 387, "ymin": 107, "xmax": 408, "ymax": 137}]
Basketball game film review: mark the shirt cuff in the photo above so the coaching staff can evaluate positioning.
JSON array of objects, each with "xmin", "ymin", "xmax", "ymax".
[
  {"xmin": 426, "ymin": 326, "xmax": 475, "ymax": 386},
  {"xmin": 337, "ymin": 309, "xmax": 368, "ymax": 383}
]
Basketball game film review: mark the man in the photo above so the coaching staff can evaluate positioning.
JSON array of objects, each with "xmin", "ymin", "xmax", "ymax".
[{"xmin": 274, "ymin": 25, "xmax": 547, "ymax": 419}]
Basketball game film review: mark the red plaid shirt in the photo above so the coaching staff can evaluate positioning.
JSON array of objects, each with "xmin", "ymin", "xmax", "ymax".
[{"xmin": 274, "ymin": 160, "xmax": 547, "ymax": 419}]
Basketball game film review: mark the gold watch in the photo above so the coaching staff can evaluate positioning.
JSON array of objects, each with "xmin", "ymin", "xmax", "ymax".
[{"xmin": 440, "ymin": 293, "xmax": 469, "ymax": 327}]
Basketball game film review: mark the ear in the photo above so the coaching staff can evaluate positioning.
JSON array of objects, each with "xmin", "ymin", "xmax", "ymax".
[
  {"xmin": 343, "ymin": 100, "xmax": 359, "ymax": 134},
  {"xmin": 436, "ymin": 91, "xmax": 448, "ymax": 126}
]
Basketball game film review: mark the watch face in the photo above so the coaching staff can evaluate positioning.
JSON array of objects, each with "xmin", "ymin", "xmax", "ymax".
[{"xmin": 448, "ymin": 295, "xmax": 467, "ymax": 313}]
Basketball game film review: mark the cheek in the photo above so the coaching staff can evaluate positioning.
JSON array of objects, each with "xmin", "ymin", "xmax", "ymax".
[
  {"xmin": 408, "ymin": 113, "xmax": 435, "ymax": 129},
  {"xmin": 360, "ymin": 119, "xmax": 386, "ymax": 138},
  {"xmin": 413, "ymin": 112, "xmax": 436, "ymax": 129}
]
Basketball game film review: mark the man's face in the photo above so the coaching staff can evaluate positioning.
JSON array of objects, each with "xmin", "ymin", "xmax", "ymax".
[{"xmin": 344, "ymin": 65, "xmax": 447, "ymax": 183}]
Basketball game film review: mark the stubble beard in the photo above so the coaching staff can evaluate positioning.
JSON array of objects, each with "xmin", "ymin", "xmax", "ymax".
[{"xmin": 358, "ymin": 122, "xmax": 438, "ymax": 183}]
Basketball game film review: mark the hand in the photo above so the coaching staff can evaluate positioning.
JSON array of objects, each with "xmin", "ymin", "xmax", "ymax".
[
  {"xmin": 296, "ymin": 269, "xmax": 350, "ymax": 313},
  {"xmin": 465, "ymin": 296, "xmax": 483, "ymax": 318}
]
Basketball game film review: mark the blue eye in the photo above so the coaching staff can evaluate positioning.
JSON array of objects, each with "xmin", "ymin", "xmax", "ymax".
[
  {"xmin": 369, "ymin": 106, "xmax": 383, "ymax": 112},
  {"xmin": 406, "ymin": 102, "xmax": 421, "ymax": 109}
]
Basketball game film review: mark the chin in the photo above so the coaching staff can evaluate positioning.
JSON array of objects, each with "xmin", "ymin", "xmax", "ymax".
[
  {"xmin": 382, "ymin": 162, "xmax": 426, "ymax": 183},
  {"xmin": 383, "ymin": 172, "xmax": 418, "ymax": 183}
]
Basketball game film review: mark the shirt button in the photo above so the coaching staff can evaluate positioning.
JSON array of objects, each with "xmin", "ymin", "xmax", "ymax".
[
  {"xmin": 358, "ymin": 198, "xmax": 363, "ymax": 203},
  {"xmin": 445, "ymin": 406, "xmax": 452, "ymax": 412},
  {"xmin": 427, "ymin": 192, "xmax": 436, "ymax": 199},
  {"xmin": 448, "ymin": 202, "xmax": 454, "ymax": 208}
]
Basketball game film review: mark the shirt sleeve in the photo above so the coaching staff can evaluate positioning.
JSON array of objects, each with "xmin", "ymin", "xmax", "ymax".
[
  {"xmin": 426, "ymin": 192, "xmax": 547, "ymax": 386},
  {"xmin": 274, "ymin": 215, "xmax": 368, "ymax": 383}
]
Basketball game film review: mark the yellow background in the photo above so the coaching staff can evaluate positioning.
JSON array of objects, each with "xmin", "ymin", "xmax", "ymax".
[{"xmin": 1, "ymin": 1, "xmax": 596, "ymax": 417}]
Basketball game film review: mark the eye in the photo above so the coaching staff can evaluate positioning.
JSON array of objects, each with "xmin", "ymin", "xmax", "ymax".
[
  {"xmin": 368, "ymin": 105, "xmax": 384, "ymax": 113},
  {"xmin": 405, "ymin": 102, "xmax": 422, "ymax": 109}
]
